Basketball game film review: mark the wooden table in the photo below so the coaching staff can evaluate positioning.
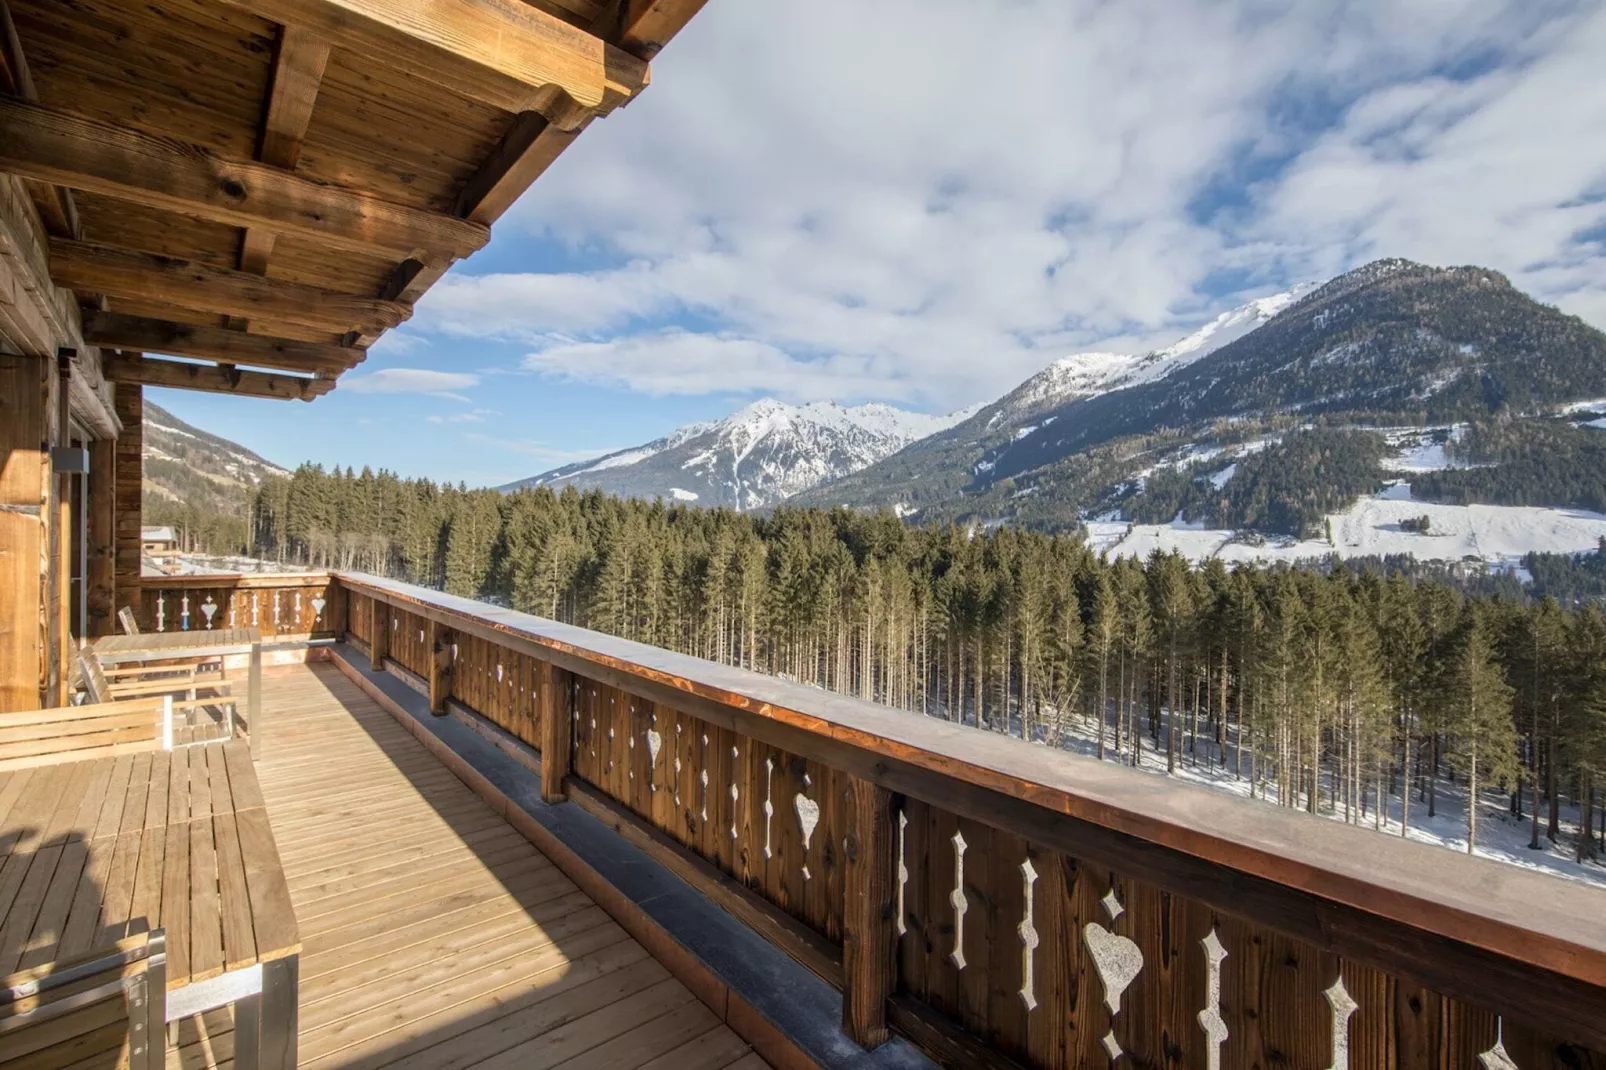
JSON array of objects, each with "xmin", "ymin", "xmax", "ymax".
[
  {"xmin": 0, "ymin": 742, "xmax": 300, "ymax": 1068},
  {"xmin": 94, "ymin": 628, "xmax": 264, "ymax": 757}
]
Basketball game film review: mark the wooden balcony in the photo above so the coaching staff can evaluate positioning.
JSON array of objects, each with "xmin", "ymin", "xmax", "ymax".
[
  {"xmin": 174, "ymin": 661, "xmax": 768, "ymax": 1070},
  {"xmin": 99, "ymin": 572, "xmax": 1606, "ymax": 1068}
]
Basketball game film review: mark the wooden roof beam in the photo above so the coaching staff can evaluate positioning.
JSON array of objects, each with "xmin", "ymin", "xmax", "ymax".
[
  {"xmin": 610, "ymin": 0, "xmax": 709, "ymax": 59},
  {"xmin": 222, "ymin": 0, "xmax": 649, "ymax": 116},
  {"xmin": 103, "ymin": 353, "xmax": 336, "ymax": 401},
  {"xmin": 83, "ymin": 311, "xmax": 363, "ymax": 376},
  {"xmin": 238, "ymin": 25, "xmax": 332, "ymax": 289},
  {"xmin": 52, "ymin": 238, "xmax": 409, "ymax": 336},
  {"xmin": 0, "ymin": 99, "xmax": 488, "ymax": 263}
]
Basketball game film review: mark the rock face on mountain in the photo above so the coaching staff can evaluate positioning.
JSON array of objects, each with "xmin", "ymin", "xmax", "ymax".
[
  {"xmin": 143, "ymin": 402, "xmax": 287, "ymax": 514},
  {"xmin": 502, "ymin": 398, "xmax": 969, "ymax": 510},
  {"xmin": 796, "ymin": 260, "xmax": 1606, "ymax": 532}
]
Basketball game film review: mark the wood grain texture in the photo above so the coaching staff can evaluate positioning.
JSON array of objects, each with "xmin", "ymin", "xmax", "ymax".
[
  {"xmin": 51, "ymin": 239, "xmax": 407, "ymax": 335},
  {"xmin": 0, "ymin": 98, "xmax": 487, "ymax": 261},
  {"xmin": 82, "ymin": 309, "xmax": 362, "ymax": 376},
  {"xmin": 219, "ymin": 0, "xmax": 649, "ymax": 113},
  {"xmin": 842, "ymin": 777, "xmax": 896, "ymax": 1048}
]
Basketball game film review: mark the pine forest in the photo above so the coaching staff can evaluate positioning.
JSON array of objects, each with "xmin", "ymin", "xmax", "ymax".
[{"xmin": 185, "ymin": 463, "xmax": 1606, "ymax": 866}]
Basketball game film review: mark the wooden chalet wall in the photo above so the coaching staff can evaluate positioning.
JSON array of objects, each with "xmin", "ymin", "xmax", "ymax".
[
  {"xmin": 0, "ymin": 165, "xmax": 120, "ymax": 709},
  {"xmin": 112, "ymin": 382, "xmax": 142, "ymax": 623}
]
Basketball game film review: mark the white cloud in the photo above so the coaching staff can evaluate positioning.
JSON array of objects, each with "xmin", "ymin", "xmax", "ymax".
[
  {"xmin": 426, "ymin": 408, "xmax": 497, "ymax": 425},
  {"xmin": 343, "ymin": 368, "xmax": 480, "ymax": 402},
  {"xmin": 463, "ymin": 433, "xmax": 626, "ymax": 466},
  {"xmin": 522, "ymin": 330, "xmax": 899, "ymax": 401},
  {"xmin": 411, "ymin": 0, "xmax": 1606, "ymax": 412}
]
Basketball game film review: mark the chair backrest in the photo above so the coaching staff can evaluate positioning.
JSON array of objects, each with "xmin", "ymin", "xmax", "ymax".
[
  {"xmin": 0, "ymin": 929, "xmax": 166, "ymax": 1070},
  {"xmin": 77, "ymin": 650, "xmax": 112, "ymax": 704},
  {"xmin": 0, "ymin": 694, "xmax": 169, "ymax": 771},
  {"xmin": 117, "ymin": 606, "xmax": 141, "ymax": 635}
]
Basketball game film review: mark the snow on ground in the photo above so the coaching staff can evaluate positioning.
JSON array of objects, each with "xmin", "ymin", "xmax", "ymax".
[
  {"xmin": 1091, "ymin": 488, "xmax": 1606, "ymax": 568},
  {"xmin": 669, "ymin": 487, "xmax": 699, "ymax": 502}
]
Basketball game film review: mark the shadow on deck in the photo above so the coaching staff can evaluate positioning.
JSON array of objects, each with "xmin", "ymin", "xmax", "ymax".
[{"xmin": 172, "ymin": 662, "xmax": 768, "ymax": 1070}]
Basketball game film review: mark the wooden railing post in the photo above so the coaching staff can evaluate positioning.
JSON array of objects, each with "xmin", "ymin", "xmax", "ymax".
[
  {"xmin": 539, "ymin": 665, "xmax": 572, "ymax": 802},
  {"xmin": 369, "ymin": 597, "xmax": 387, "ymax": 672},
  {"xmin": 428, "ymin": 619, "xmax": 452, "ymax": 715},
  {"xmin": 843, "ymin": 776, "xmax": 898, "ymax": 1048}
]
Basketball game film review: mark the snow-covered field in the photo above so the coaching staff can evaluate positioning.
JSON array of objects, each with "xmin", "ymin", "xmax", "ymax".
[{"xmin": 1086, "ymin": 489, "xmax": 1606, "ymax": 568}]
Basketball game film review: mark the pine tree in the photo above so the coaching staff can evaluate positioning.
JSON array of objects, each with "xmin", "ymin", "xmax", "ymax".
[{"xmin": 1443, "ymin": 608, "xmax": 1519, "ymax": 856}]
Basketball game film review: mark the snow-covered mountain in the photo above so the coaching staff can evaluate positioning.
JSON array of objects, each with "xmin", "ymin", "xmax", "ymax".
[
  {"xmin": 503, "ymin": 398, "xmax": 971, "ymax": 510},
  {"xmin": 995, "ymin": 285, "xmax": 1315, "ymax": 420}
]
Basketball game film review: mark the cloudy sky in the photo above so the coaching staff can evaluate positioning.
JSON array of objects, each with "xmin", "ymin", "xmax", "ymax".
[{"xmin": 154, "ymin": 0, "xmax": 1606, "ymax": 486}]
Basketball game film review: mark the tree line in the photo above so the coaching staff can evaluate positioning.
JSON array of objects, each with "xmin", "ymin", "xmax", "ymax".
[{"xmin": 180, "ymin": 462, "xmax": 1606, "ymax": 862}]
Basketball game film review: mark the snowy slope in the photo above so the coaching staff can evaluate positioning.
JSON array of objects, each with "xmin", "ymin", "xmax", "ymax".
[
  {"xmin": 996, "ymin": 285, "xmax": 1316, "ymax": 421},
  {"xmin": 504, "ymin": 398, "xmax": 972, "ymax": 510}
]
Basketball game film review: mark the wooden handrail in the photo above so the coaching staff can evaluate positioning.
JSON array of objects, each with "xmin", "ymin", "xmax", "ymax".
[{"xmin": 333, "ymin": 570, "xmax": 1606, "ymax": 1053}]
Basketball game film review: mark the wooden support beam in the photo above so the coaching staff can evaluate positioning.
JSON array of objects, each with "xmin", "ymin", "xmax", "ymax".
[
  {"xmin": 222, "ymin": 0, "xmax": 649, "ymax": 115},
  {"xmin": 103, "ymin": 354, "xmax": 335, "ymax": 402},
  {"xmin": 611, "ymin": 0, "xmax": 709, "ymax": 59},
  {"xmin": 238, "ymin": 24, "xmax": 333, "ymax": 321},
  {"xmin": 111, "ymin": 385, "xmax": 141, "ymax": 619},
  {"xmin": 842, "ymin": 777, "xmax": 897, "ymax": 1049},
  {"xmin": 539, "ymin": 664, "xmax": 572, "ymax": 802},
  {"xmin": 428, "ymin": 620, "xmax": 453, "ymax": 715},
  {"xmin": 82, "ymin": 311, "xmax": 362, "ymax": 376},
  {"xmin": 52, "ymin": 239, "xmax": 409, "ymax": 335},
  {"xmin": 369, "ymin": 598, "xmax": 387, "ymax": 672},
  {"xmin": 0, "ymin": 99, "xmax": 488, "ymax": 262},
  {"xmin": 0, "ymin": 354, "xmax": 48, "ymax": 712},
  {"xmin": 87, "ymin": 437, "xmax": 115, "ymax": 639},
  {"xmin": 454, "ymin": 106, "xmax": 587, "ymax": 226}
]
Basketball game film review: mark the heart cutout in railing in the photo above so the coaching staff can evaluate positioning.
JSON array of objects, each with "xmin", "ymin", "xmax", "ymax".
[{"xmin": 311, "ymin": 596, "xmax": 326, "ymax": 620}]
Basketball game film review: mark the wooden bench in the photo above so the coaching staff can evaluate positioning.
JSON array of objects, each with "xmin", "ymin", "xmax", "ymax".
[
  {"xmin": 0, "ymin": 697, "xmax": 170, "ymax": 772},
  {"xmin": 0, "ymin": 931, "xmax": 166, "ymax": 1070},
  {"xmin": 78, "ymin": 654, "xmax": 236, "ymax": 748}
]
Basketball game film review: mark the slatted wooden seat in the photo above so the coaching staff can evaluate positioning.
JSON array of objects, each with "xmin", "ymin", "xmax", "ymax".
[
  {"xmin": 0, "ymin": 931, "xmax": 166, "ymax": 1070},
  {"xmin": 78, "ymin": 653, "xmax": 235, "ymax": 747},
  {"xmin": 0, "ymin": 696, "xmax": 169, "ymax": 771}
]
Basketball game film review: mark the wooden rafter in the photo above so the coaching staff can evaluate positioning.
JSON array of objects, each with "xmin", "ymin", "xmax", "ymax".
[
  {"xmin": 219, "ymin": 0, "xmax": 650, "ymax": 115},
  {"xmin": 610, "ymin": 0, "xmax": 709, "ymax": 59},
  {"xmin": 82, "ymin": 311, "xmax": 363, "ymax": 376},
  {"xmin": 237, "ymin": 24, "xmax": 332, "ymax": 314},
  {"xmin": 51, "ymin": 239, "xmax": 409, "ymax": 336},
  {"xmin": 0, "ymin": 99, "xmax": 488, "ymax": 262},
  {"xmin": 103, "ymin": 353, "xmax": 336, "ymax": 401}
]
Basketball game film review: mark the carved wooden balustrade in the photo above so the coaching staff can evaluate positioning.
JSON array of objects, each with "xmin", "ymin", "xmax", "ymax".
[
  {"xmin": 131, "ymin": 573, "xmax": 344, "ymax": 639},
  {"xmin": 333, "ymin": 572, "xmax": 1605, "ymax": 1070}
]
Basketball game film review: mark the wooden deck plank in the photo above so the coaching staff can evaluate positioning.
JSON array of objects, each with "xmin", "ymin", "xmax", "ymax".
[{"xmin": 237, "ymin": 663, "xmax": 770, "ymax": 1070}]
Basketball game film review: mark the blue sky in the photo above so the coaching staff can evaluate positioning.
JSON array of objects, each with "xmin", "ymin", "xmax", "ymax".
[{"xmin": 152, "ymin": 0, "xmax": 1606, "ymax": 487}]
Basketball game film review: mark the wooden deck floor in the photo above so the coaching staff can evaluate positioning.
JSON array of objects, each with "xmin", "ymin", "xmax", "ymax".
[{"xmin": 171, "ymin": 662, "xmax": 768, "ymax": 1070}]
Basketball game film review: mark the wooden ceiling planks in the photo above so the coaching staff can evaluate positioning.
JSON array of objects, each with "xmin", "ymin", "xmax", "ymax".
[{"xmin": 2, "ymin": 0, "xmax": 715, "ymax": 400}]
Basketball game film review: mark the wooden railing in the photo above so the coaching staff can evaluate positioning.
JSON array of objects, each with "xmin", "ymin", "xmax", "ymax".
[
  {"xmin": 277, "ymin": 573, "xmax": 1606, "ymax": 1067},
  {"xmin": 130, "ymin": 573, "xmax": 345, "ymax": 640}
]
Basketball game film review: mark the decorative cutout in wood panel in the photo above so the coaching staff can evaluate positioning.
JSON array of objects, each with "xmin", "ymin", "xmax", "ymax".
[
  {"xmin": 201, "ymin": 596, "xmax": 217, "ymax": 628},
  {"xmin": 1084, "ymin": 887, "xmax": 1142, "ymax": 1062},
  {"xmin": 1199, "ymin": 928, "xmax": 1228, "ymax": 1070},
  {"xmin": 795, "ymin": 775, "xmax": 819, "ymax": 881},
  {"xmin": 895, "ymin": 808, "xmax": 908, "ymax": 938},
  {"xmin": 949, "ymin": 830, "xmax": 968, "ymax": 970},
  {"xmin": 1018, "ymin": 857, "xmax": 1039, "ymax": 1011},
  {"xmin": 1323, "ymin": 976, "xmax": 1358, "ymax": 1070},
  {"xmin": 1480, "ymin": 1022, "xmax": 1519, "ymax": 1070},
  {"xmin": 762, "ymin": 754, "xmax": 776, "ymax": 860}
]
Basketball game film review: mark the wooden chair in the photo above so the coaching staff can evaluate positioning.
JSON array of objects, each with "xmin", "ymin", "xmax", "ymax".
[
  {"xmin": 78, "ymin": 653, "xmax": 236, "ymax": 748},
  {"xmin": 0, "ymin": 931, "xmax": 167, "ymax": 1070},
  {"xmin": 116, "ymin": 607, "xmax": 140, "ymax": 635},
  {"xmin": 0, "ymin": 697, "xmax": 171, "ymax": 771}
]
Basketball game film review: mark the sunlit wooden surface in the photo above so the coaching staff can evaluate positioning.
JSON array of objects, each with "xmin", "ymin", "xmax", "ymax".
[{"xmin": 170, "ymin": 663, "xmax": 767, "ymax": 1070}]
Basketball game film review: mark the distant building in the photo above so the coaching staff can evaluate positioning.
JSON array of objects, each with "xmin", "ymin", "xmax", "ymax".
[{"xmin": 141, "ymin": 526, "xmax": 178, "ymax": 554}]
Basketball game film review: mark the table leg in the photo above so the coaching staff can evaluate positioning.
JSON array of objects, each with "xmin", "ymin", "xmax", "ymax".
[
  {"xmin": 259, "ymin": 954, "xmax": 298, "ymax": 1070},
  {"xmin": 249, "ymin": 641, "xmax": 263, "ymax": 759},
  {"xmin": 234, "ymin": 990, "xmax": 262, "ymax": 1070}
]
